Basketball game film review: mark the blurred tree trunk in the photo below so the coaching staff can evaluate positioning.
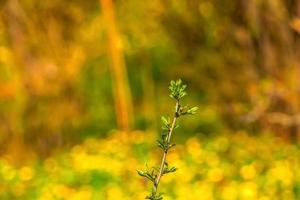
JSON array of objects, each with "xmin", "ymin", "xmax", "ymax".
[{"xmin": 99, "ymin": 0, "xmax": 134, "ymax": 132}]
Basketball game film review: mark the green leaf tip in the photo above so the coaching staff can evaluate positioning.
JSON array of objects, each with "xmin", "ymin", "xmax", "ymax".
[
  {"xmin": 161, "ymin": 116, "xmax": 170, "ymax": 125},
  {"xmin": 187, "ymin": 106, "xmax": 198, "ymax": 115},
  {"xmin": 169, "ymin": 79, "xmax": 188, "ymax": 100}
]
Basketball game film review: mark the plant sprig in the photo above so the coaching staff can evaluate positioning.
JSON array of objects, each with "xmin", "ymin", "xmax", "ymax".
[{"xmin": 138, "ymin": 79, "xmax": 198, "ymax": 199}]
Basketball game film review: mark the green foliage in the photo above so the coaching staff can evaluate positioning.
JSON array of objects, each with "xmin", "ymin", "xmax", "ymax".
[
  {"xmin": 138, "ymin": 79, "xmax": 197, "ymax": 199},
  {"xmin": 146, "ymin": 190, "xmax": 163, "ymax": 200},
  {"xmin": 162, "ymin": 162, "xmax": 177, "ymax": 175},
  {"xmin": 169, "ymin": 79, "xmax": 187, "ymax": 100},
  {"xmin": 137, "ymin": 168, "xmax": 157, "ymax": 183}
]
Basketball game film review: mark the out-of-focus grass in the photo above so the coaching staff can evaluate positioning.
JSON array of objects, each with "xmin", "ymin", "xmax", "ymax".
[{"xmin": 0, "ymin": 131, "xmax": 299, "ymax": 200}]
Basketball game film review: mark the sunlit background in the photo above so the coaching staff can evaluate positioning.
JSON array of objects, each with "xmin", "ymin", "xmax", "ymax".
[{"xmin": 0, "ymin": 0, "xmax": 300, "ymax": 199}]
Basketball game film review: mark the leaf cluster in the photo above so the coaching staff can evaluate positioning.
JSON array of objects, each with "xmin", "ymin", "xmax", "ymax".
[
  {"xmin": 146, "ymin": 190, "xmax": 163, "ymax": 200},
  {"xmin": 169, "ymin": 79, "xmax": 187, "ymax": 100},
  {"xmin": 162, "ymin": 161, "xmax": 177, "ymax": 175},
  {"xmin": 137, "ymin": 167, "xmax": 157, "ymax": 183},
  {"xmin": 178, "ymin": 105, "xmax": 199, "ymax": 116},
  {"xmin": 156, "ymin": 116, "xmax": 177, "ymax": 152},
  {"xmin": 169, "ymin": 79, "xmax": 198, "ymax": 117}
]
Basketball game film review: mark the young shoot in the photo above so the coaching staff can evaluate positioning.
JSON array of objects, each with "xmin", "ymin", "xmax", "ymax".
[{"xmin": 138, "ymin": 79, "xmax": 198, "ymax": 200}]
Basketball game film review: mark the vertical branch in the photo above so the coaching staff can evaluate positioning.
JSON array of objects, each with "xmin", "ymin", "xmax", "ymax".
[
  {"xmin": 153, "ymin": 101, "xmax": 178, "ymax": 194},
  {"xmin": 138, "ymin": 79, "xmax": 198, "ymax": 200},
  {"xmin": 99, "ymin": 0, "xmax": 134, "ymax": 131}
]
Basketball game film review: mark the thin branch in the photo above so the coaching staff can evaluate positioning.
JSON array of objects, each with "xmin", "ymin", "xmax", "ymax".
[
  {"xmin": 153, "ymin": 101, "xmax": 179, "ymax": 194},
  {"xmin": 137, "ymin": 79, "xmax": 198, "ymax": 200}
]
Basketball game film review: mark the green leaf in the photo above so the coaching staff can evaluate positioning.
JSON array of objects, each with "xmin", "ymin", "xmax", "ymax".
[
  {"xmin": 156, "ymin": 139, "xmax": 165, "ymax": 150},
  {"xmin": 161, "ymin": 116, "xmax": 169, "ymax": 125},
  {"xmin": 137, "ymin": 169, "xmax": 156, "ymax": 182},
  {"xmin": 162, "ymin": 163, "xmax": 178, "ymax": 175},
  {"xmin": 169, "ymin": 167, "xmax": 177, "ymax": 172},
  {"xmin": 137, "ymin": 170, "xmax": 145, "ymax": 177},
  {"xmin": 187, "ymin": 106, "xmax": 198, "ymax": 115}
]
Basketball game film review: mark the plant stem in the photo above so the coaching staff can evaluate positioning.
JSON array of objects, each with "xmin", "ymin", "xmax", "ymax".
[{"xmin": 153, "ymin": 101, "xmax": 179, "ymax": 194}]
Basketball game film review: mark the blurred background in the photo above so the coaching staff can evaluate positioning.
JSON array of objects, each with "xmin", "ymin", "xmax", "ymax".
[{"xmin": 0, "ymin": 0, "xmax": 300, "ymax": 199}]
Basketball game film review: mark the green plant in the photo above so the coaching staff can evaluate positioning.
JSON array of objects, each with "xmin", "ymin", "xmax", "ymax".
[{"xmin": 138, "ymin": 79, "xmax": 198, "ymax": 200}]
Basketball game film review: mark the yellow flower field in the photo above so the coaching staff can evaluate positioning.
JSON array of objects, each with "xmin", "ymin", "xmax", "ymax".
[{"xmin": 0, "ymin": 131, "xmax": 299, "ymax": 200}]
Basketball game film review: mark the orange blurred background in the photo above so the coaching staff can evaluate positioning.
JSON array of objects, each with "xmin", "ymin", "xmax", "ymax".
[{"xmin": 0, "ymin": 0, "xmax": 300, "ymax": 199}]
